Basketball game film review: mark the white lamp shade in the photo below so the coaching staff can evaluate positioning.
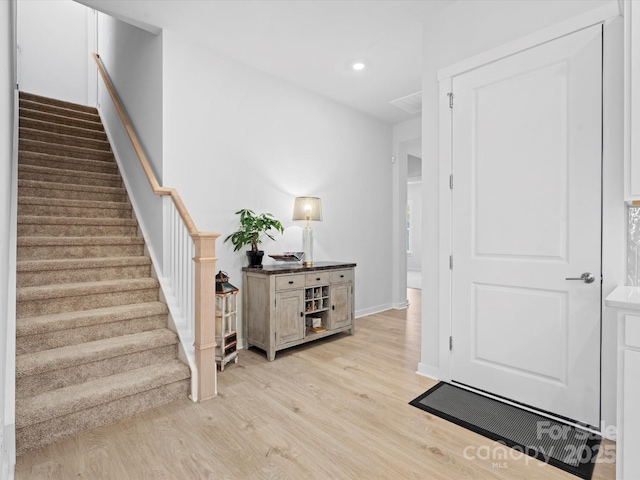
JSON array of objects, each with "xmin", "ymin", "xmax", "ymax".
[{"xmin": 292, "ymin": 197, "xmax": 322, "ymax": 222}]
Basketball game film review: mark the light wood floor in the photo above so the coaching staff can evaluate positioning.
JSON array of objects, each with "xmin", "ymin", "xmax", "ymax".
[{"xmin": 15, "ymin": 289, "xmax": 615, "ymax": 479}]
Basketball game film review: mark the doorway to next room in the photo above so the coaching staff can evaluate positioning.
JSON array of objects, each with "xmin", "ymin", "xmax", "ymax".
[{"xmin": 407, "ymin": 154, "xmax": 422, "ymax": 290}]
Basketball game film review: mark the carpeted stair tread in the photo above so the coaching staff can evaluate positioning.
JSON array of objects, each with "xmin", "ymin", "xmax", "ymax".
[
  {"xmin": 19, "ymin": 150, "xmax": 118, "ymax": 174},
  {"xmin": 17, "ymin": 256, "xmax": 150, "ymax": 272},
  {"xmin": 19, "ymin": 138, "xmax": 114, "ymax": 162},
  {"xmin": 18, "ymin": 199, "xmax": 132, "ymax": 219},
  {"xmin": 16, "ymin": 379, "xmax": 189, "ymax": 455},
  {"xmin": 18, "ymin": 99, "xmax": 99, "ymax": 121},
  {"xmin": 19, "ymin": 127, "xmax": 111, "ymax": 151},
  {"xmin": 18, "ymin": 235, "xmax": 143, "ymax": 247},
  {"xmin": 18, "ymin": 179, "xmax": 127, "ymax": 202},
  {"xmin": 15, "ymin": 359, "xmax": 190, "ymax": 429},
  {"xmin": 17, "ymin": 277, "xmax": 159, "ymax": 303},
  {"xmin": 19, "ymin": 117, "xmax": 108, "ymax": 142},
  {"xmin": 19, "ymin": 107, "xmax": 103, "ymax": 132},
  {"xmin": 17, "ymin": 216, "xmax": 137, "ymax": 238},
  {"xmin": 19, "ymin": 92, "xmax": 98, "ymax": 115},
  {"xmin": 19, "ymin": 196, "xmax": 129, "ymax": 209},
  {"xmin": 16, "ymin": 255, "xmax": 150, "ymax": 287},
  {"xmin": 16, "ymin": 344, "xmax": 179, "ymax": 399},
  {"xmin": 18, "ymin": 209, "xmax": 131, "ymax": 222},
  {"xmin": 16, "ymin": 278, "xmax": 159, "ymax": 318},
  {"xmin": 16, "ymin": 301, "xmax": 167, "ymax": 337},
  {"xmin": 17, "ymin": 316, "xmax": 170, "ymax": 356},
  {"xmin": 16, "ymin": 329, "xmax": 178, "ymax": 379},
  {"xmin": 18, "ymin": 163, "xmax": 119, "ymax": 181},
  {"xmin": 16, "ymin": 302, "xmax": 169, "ymax": 354},
  {"xmin": 18, "ymin": 169, "xmax": 123, "ymax": 189},
  {"xmin": 18, "ymin": 164, "xmax": 122, "ymax": 188},
  {"xmin": 17, "ymin": 236, "xmax": 145, "ymax": 261},
  {"xmin": 18, "ymin": 98, "xmax": 100, "ymax": 123},
  {"xmin": 18, "ymin": 216, "xmax": 136, "ymax": 227}
]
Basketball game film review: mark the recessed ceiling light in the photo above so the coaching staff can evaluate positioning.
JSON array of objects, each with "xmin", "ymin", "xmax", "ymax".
[{"xmin": 352, "ymin": 62, "xmax": 366, "ymax": 71}]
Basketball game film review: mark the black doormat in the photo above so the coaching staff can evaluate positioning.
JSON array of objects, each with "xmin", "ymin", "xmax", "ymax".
[{"xmin": 409, "ymin": 382, "xmax": 601, "ymax": 479}]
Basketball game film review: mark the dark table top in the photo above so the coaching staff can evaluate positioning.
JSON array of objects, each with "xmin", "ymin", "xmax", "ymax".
[{"xmin": 242, "ymin": 261, "xmax": 356, "ymax": 275}]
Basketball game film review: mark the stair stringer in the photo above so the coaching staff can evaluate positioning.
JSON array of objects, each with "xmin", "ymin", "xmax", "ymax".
[{"xmin": 95, "ymin": 104, "xmax": 202, "ymax": 401}]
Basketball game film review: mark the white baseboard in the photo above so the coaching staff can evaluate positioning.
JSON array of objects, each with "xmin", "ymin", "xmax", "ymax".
[
  {"xmin": 355, "ymin": 303, "xmax": 392, "ymax": 318},
  {"xmin": 392, "ymin": 300, "xmax": 409, "ymax": 310},
  {"xmin": 416, "ymin": 363, "xmax": 442, "ymax": 381}
]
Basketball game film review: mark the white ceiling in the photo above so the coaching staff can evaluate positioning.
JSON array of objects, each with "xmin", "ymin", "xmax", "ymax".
[{"xmin": 77, "ymin": 0, "xmax": 454, "ymax": 125}]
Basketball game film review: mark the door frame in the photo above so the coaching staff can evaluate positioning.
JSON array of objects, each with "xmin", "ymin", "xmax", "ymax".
[{"xmin": 432, "ymin": 5, "xmax": 623, "ymax": 431}]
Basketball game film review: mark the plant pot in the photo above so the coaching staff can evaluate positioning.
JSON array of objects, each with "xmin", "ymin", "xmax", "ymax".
[{"xmin": 246, "ymin": 250, "xmax": 265, "ymax": 268}]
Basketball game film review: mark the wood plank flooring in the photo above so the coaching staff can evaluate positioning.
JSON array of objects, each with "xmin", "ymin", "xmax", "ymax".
[{"xmin": 15, "ymin": 289, "xmax": 616, "ymax": 479}]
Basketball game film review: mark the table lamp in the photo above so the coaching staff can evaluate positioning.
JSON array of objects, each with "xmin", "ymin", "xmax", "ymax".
[{"xmin": 292, "ymin": 196, "xmax": 322, "ymax": 266}]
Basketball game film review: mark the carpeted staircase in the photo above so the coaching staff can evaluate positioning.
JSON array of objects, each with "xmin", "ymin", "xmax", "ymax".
[{"xmin": 15, "ymin": 92, "xmax": 191, "ymax": 455}]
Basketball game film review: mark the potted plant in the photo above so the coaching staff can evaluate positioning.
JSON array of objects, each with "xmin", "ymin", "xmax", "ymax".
[{"xmin": 224, "ymin": 209, "xmax": 284, "ymax": 268}]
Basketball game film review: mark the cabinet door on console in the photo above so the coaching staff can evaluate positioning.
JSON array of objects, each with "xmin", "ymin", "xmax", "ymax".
[
  {"xmin": 275, "ymin": 290, "xmax": 304, "ymax": 346},
  {"xmin": 330, "ymin": 283, "xmax": 352, "ymax": 330}
]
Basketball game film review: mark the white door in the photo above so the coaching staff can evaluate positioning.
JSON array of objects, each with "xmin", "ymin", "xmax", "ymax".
[{"xmin": 451, "ymin": 25, "xmax": 602, "ymax": 427}]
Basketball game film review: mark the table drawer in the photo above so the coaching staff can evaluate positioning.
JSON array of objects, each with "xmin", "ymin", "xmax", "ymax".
[
  {"xmin": 275, "ymin": 274, "xmax": 305, "ymax": 291},
  {"xmin": 306, "ymin": 272, "xmax": 330, "ymax": 287},
  {"xmin": 330, "ymin": 269, "xmax": 353, "ymax": 284}
]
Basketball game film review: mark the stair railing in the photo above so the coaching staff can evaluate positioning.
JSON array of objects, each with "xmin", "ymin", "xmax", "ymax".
[{"xmin": 92, "ymin": 53, "xmax": 219, "ymax": 402}]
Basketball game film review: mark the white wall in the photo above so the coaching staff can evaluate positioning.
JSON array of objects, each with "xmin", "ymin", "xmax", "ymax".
[
  {"xmin": 96, "ymin": 13, "xmax": 164, "ymax": 269},
  {"xmin": 392, "ymin": 117, "xmax": 421, "ymax": 308},
  {"xmin": 1, "ymin": 0, "xmax": 16, "ymax": 476},
  {"xmin": 96, "ymin": 14, "xmax": 162, "ymax": 180},
  {"xmin": 17, "ymin": 0, "xmax": 89, "ymax": 105},
  {"xmin": 162, "ymin": 30, "xmax": 394, "ymax": 324},
  {"xmin": 420, "ymin": 0, "xmax": 622, "ymax": 434}
]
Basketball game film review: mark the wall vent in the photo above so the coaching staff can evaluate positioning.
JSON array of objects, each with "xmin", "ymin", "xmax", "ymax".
[{"xmin": 390, "ymin": 91, "xmax": 422, "ymax": 114}]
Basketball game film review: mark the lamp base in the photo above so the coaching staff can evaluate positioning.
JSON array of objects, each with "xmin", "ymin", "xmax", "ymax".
[{"xmin": 302, "ymin": 227, "xmax": 313, "ymax": 266}]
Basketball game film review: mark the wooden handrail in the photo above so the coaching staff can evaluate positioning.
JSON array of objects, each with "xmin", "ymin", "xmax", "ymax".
[
  {"xmin": 92, "ymin": 53, "xmax": 201, "ymax": 235},
  {"xmin": 92, "ymin": 52, "xmax": 219, "ymax": 402}
]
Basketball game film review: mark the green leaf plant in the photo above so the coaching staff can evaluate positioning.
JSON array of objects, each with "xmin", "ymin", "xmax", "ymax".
[{"xmin": 224, "ymin": 209, "xmax": 284, "ymax": 252}]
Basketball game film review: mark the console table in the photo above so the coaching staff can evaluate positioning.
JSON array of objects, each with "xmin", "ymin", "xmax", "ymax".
[{"xmin": 242, "ymin": 262, "xmax": 356, "ymax": 361}]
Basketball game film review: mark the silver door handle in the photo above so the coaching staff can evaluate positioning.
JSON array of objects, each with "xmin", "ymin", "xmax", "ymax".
[{"xmin": 565, "ymin": 272, "xmax": 595, "ymax": 284}]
